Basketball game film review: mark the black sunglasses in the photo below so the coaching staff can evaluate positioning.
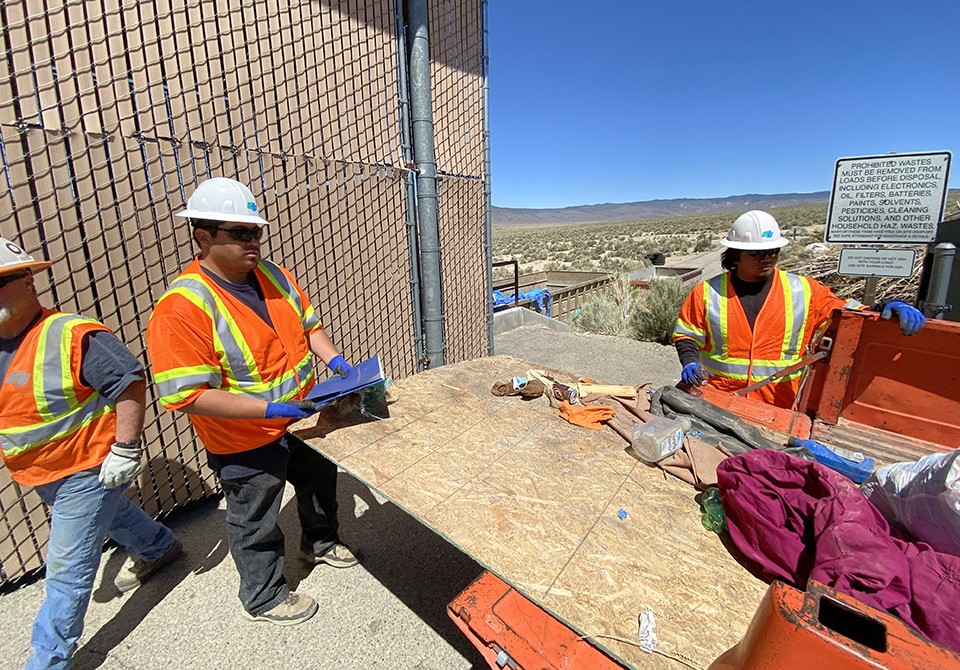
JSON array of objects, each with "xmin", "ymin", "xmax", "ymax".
[
  {"xmin": 0, "ymin": 270, "xmax": 31, "ymax": 289},
  {"xmin": 203, "ymin": 225, "xmax": 265, "ymax": 242},
  {"xmin": 743, "ymin": 249, "xmax": 780, "ymax": 260}
]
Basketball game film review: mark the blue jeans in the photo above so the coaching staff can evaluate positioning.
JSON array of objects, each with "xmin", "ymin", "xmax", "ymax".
[{"xmin": 25, "ymin": 466, "xmax": 175, "ymax": 670}]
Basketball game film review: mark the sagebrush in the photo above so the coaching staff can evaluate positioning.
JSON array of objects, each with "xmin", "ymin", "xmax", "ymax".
[
  {"xmin": 571, "ymin": 278, "xmax": 639, "ymax": 336},
  {"xmin": 631, "ymin": 278, "xmax": 689, "ymax": 344}
]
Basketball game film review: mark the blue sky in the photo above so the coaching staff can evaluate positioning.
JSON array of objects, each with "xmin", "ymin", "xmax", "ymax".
[{"xmin": 487, "ymin": 1, "xmax": 960, "ymax": 209}]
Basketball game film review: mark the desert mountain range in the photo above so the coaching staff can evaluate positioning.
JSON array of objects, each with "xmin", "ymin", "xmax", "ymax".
[{"xmin": 492, "ymin": 191, "xmax": 830, "ymax": 226}]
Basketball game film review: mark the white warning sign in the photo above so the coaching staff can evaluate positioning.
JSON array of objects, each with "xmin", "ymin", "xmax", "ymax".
[
  {"xmin": 837, "ymin": 247, "xmax": 916, "ymax": 278},
  {"xmin": 825, "ymin": 151, "xmax": 951, "ymax": 244}
]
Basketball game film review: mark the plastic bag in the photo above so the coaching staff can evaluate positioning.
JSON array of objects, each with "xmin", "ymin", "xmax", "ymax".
[{"xmin": 860, "ymin": 448, "xmax": 960, "ymax": 556}]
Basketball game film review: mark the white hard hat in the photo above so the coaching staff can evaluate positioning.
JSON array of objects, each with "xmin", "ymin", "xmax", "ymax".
[
  {"xmin": 720, "ymin": 210, "xmax": 789, "ymax": 250},
  {"xmin": 0, "ymin": 238, "xmax": 52, "ymax": 277},
  {"xmin": 176, "ymin": 177, "xmax": 269, "ymax": 225}
]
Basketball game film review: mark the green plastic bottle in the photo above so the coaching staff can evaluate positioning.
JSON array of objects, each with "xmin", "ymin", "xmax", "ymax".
[{"xmin": 701, "ymin": 486, "xmax": 727, "ymax": 534}]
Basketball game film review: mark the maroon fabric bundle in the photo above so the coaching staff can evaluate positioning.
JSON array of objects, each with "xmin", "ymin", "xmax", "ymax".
[{"xmin": 717, "ymin": 449, "xmax": 960, "ymax": 654}]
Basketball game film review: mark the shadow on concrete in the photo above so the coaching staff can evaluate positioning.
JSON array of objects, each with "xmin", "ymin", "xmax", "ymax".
[
  {"xmin": 278, "ymin": 471, "xmax": 488, "ymax": 668},
  {"xmin": 74, "ymin": 494, "xmax": 230, "ymax": 669}
]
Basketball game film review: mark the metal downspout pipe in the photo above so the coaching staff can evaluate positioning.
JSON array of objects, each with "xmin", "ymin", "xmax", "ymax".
[
  {"xmin": 923, "ymin": 242, "xmax": 957, "ymax": 319},
  {"xmin": 407, "ymin": 0, "xmax": 445, "ymax": 368},
  {"xmin": 482, "ymin": 0, "xmax": 494, "ymax": 355},
  {"xmin": 394, "ymin": 0, "xmax": 425, "ymax": 370}
]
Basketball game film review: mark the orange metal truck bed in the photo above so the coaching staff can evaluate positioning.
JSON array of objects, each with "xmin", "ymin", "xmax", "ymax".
[
  {"xmin": 451, "ymin": 573, "xmax": 960, "ymax": 670},
  {"xmin": 448, "ymin": 571, "xmax": 624, "ymax": 670}
]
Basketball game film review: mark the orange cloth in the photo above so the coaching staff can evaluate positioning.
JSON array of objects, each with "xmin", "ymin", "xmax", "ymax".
[{"xmin": 558, "ymin": 400, "xmax": 615, "ymax": 430}]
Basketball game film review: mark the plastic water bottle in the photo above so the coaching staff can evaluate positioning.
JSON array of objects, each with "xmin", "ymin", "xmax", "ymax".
[
  {"xmin": 359, "ymin": 380, "xmax": 389, "ymax": 420},
  {"xmin": 631, "ymin": 416, "xmax": 692, "ymax": 463},
  {"xmin": 786, "ymin": 437, "xmax": 875, "ymax": 484},
  {"xmin": 701, "ymin": 486, "xmax": 727, "ymax": 534}
]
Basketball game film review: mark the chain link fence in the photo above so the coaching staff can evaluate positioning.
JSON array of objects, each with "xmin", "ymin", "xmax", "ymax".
[{"xmin": 0, "ymin": 0, "xmax": 488, "ymax": 584}]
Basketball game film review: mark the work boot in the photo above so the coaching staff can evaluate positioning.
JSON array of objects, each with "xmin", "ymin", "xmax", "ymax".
[
  {"xmin": 243, "ymin": 592, "xmax": 318, "ymax": 626},
  {"xmin": 114, "ymin": 538, "xmax": 183, "ymax": 593},
  {"xmin": 302, "ymin": 542, "xmax": 360, "ymax": 569}
]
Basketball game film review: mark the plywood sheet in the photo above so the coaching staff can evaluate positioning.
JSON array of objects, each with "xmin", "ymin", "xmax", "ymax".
[{"xmin": 292, "ymin": 355, "xmax": 767, "ymax": 669}]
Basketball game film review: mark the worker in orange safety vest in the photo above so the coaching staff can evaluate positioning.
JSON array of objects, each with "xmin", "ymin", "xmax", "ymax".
[
  {"xmin": 672, "ymin": 210, "xmax": 927, "ymax": 408},
  {"xmin": 146, "ymin": 177, "xmax": 359, "ymax": 627},
  {"xmin": 0, "ymin": 239, "xmax": 181, "ymax": 670}
]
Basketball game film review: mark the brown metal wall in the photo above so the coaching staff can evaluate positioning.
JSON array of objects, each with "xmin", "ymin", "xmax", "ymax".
[
  {"xmin": 430, "ymin": 0, "xmax": 487, "ymax": 363},
  {"xmin": 0, "ymin": 0, "xmax": 487, "ymax": 584}
]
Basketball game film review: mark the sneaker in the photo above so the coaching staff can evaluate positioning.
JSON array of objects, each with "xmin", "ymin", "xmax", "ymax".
[
  {"xmin": 114, "ymin": 538, "xmax": 183, "ymax": 593},
  {"xmin": 243, "ymin": 592, "xmax": 318, "ymax": 626},
  {"xmin": 302, "ymin": 542, "xmax": 359, "ymax": 569}
]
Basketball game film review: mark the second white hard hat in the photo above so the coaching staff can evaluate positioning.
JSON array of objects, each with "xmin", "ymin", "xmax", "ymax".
[
  {"xmin": 720, "ymin": 210, "xmax": 790, "ymax": 250},
  {"xmin": 176, "ymin": 177, "xmax": 270, "ymax": 226},
  {"xmin": 0, "ymin": 238, "xmax": 52, "ymax": 277}
]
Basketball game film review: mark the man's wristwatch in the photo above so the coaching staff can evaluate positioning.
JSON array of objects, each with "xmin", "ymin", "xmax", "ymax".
[{"xmin": 112, "ymin": 440, "xmax": 143, "ymax": 455}]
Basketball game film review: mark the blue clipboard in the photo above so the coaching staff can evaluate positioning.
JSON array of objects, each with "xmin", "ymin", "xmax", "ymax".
[{"xmin": 306, "ymin": 355, "xmax": 385, "ymax": 404}]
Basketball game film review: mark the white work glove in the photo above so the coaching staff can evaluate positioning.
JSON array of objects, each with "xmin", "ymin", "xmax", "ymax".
[{"xmin": 99, "ymin": 441, "xmax": 144, "ymax": 489}]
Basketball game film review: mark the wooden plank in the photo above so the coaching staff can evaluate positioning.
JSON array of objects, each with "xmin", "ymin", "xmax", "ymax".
[{"xmin": 292, "ymin": 355, "xmax": 767, "ymax": 670}]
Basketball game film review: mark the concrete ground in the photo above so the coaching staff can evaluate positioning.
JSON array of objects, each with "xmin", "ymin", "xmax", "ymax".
[{"xmin": 0, "ymin": 328, "xmax": 682, "ymax": 670}]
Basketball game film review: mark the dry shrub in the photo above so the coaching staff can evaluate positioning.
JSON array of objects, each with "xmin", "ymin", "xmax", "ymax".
[
  {"xmin": 572, "ymin": 277, "xmax": 640, "ymax": 336},
  {"xmin": 630, "ymin": 278, "xmax": 688, "ymax": 344}
]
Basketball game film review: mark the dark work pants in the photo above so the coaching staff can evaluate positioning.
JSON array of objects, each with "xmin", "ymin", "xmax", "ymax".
[{"xmin": 218, "ymin": 434, "xmax": 339, "ymax": 615}]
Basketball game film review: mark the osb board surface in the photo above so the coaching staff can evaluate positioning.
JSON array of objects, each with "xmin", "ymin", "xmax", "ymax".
[{"xmin": 292, "ymin": 355, "xmax": 767, "ymax": 669}]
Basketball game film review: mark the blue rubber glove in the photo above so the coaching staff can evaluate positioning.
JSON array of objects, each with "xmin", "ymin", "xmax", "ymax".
[
  {"xmin": 681, "ymin": 362, "xmax": 709, "ymax": 386},
  {"xmin": 327, "ymin": 355, "xmax": 353, "ymax": 379},
  {"xmin": 264, "ymin": 400, "xmax": 322, "ymax": 419},
  {"xmin": 880, "ymin": 300, "xmax": 925, "ymax": 336}
]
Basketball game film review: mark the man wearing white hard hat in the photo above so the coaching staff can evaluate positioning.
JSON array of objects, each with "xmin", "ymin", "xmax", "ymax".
[
  {"xmin": 672, "ymin": 210, "xmax": 926, "ymax": 408},
  {"xmin": 0, "ymin": 239, "xmax": 181, "ymax": 669},
  {"xmin": 146, "ymin": 177, "xmax": 358, "ymax": 627}
]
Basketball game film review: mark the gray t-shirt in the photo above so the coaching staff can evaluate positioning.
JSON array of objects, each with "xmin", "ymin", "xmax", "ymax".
[{"xmin": 201, "ymin": 267, "xmax": 274, "ymax": 329}]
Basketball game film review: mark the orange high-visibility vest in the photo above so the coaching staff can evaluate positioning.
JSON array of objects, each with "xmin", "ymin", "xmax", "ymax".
[
  {"xmin": 146, "ymin": 259, "xmax": 322, "ymax": 455},
  {"xmin": 0, "ymin": 309, "xmax": 117, "ymax": 486},
  {"xmin": 673, "ymin": 270, "xmax": 856, "ymax": 408}
]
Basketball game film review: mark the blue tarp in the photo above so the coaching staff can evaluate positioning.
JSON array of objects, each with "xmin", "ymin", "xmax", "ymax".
[{"xmin": 492, "ymin": 288, "xmax": 552, "ymax": 316}]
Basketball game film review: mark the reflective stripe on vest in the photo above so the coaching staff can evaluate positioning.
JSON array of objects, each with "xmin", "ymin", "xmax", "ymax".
[
  {"xmin": 703, "ymin": 270, "xmax": 811, "ymax": 384},
  {"xmin": 705, "ymin": 274, "xmax": 727, "ymax": 357},
  {"xmin": 153, "ymin": 264, "xmax": 315, "ymax": 405},
  {"xmin": 257, "ymin": 260, "xmax": 321, "ymax": 332},
  {"xmin": 0, "ymin": 314, "xmax": 115, "ymax": 457},
  {"xmin": 672, "ymin": 318, "xmax": 706, "ymax": 347}
]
